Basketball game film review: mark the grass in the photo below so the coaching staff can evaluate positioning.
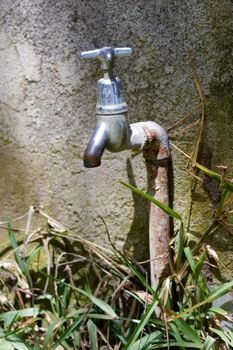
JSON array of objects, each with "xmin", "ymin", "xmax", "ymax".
[
  {"xmin": 0, "ymin": 167, "xmax": 232, "ymax": 350},
  {"xmin": 0, "ymin": 135, "xmax": 232, "ymax": 350}
]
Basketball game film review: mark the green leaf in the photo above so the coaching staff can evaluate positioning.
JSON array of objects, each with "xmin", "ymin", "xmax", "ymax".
[
  {"xmin": 120, "ymin": 181, "xmax": 182, "ymax": 221},
  {"xmin": 0, "ymin": 308, "xmax": 41, "ymax": 328},
  {"xmin": 126, "ymin": 331, "xmax": 162, "ymax": 350},
  {"xmin": 7, "ymin": 224, "xmax": 27, "ymax": 274},
  {"xmin": 193, "ymin": 250, "xmax": 206, "ymax": 281},
  {"xmin": 123, "ymin": 291, "xmax": 162, "ymax": 349},
  {"xmin": 208, "ymin": 280, "xmax": 233, "ymax": 301},
  {"xmin": 215, "ymin": 188, "xmax": 231, "ymax": 217},
  {"xmin": 26, "ymin": 245, "xmax": 42, "ymax": 265},
  {"xmin": 37, "ymin": 293, "xmax": 56, "ymax": 305},
  {"xmin": 120, "ymin": 256, "xmax": 153, "ymax": 294},
  {"xmin": 43, "ymin": 319, "xmax": 61, "ymax": 350},
  {"xmin": 175, "ymin": 222, "xmax": 186, "ymax": 269},
  {"xmin": 152, "ymin": 342, "xmax": 203, "ymax": 348},
  {"xmin": 127, "ymin": 340, "xmax": 204, "ymax": 349},
  {"xmin": 226, "ymin": 215, "xmax": 233, "ymax": 224},
  {"xmin": 87, "ymin": 313, "xmax": 118, "ymax": 320},
  {"xmin": 0, "ymin": 339, "xmax": 15, "ymax": 350},
  {"xmin": 9, "ymin": 342, "xmax": 32, "ymax": 350},
  {"xmin": 201, "ymin": 335, "xmax": 216, "ymax": 350},
  {"xmin": 173, "ymin": 319, "xmax": 202, "ymax": 345},
  {"xmin": 85, "ymin": 294, "xmax": 118, "ymax": 319},
  {"xmin": 40, "ymin": 272, "xmax": 119, "ymax": 320},
  {"xmin": 184, "ymin": 247, "xmax": 195, "ymax": 272},
  {"xmin": 170, "ymin": 280, "xmax": 233, "ymax": 320},
  {"xmin": 87, "ymin": 320, "xmax": 98, "ymax": 350},
  {"xmin": 208, "ymin": 306, "xmax": 228, "ymax": 316},
  {"xmin": 209, "ymin": 327, "xmax": 233, "ymax": 346},
  {"xmin": 169, "ymin": 322, "xmax": 183, "ymax": 343},
  {"xmin": 53, "ymin": 317, "xmax": 84, "ymax": 348},
  {"xmin": 73, "ymin": 331, "xmax": 81, "ymax": 349},
  {"xmin": 191, "ymin": 161, "xmax": 233, "ymax": 191}
]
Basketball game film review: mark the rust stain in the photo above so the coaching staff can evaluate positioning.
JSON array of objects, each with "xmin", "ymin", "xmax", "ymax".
[{"xmin": 142, "ymin": 125, "xmax": 170, "ymax": 160}]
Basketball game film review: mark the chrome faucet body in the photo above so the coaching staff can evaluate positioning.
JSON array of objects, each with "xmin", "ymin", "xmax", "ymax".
[
  {"xmin": 81, "ymin": 47, "xmax": 171, "ymax": 290},
  {"xmin": 81, "ymin": 47, "xmax": 132, "ymax": 167}
]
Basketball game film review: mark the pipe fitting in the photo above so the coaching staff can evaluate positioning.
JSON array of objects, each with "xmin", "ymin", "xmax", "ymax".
[{"xmin": 128, "ymin": 121, "xmax": 170, "ymax": 160}]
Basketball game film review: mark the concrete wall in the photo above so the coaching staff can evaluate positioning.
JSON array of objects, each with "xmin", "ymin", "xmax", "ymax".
[{"xmin": 0, "ymin": 0, "xmax": 232, "ymax": 267}]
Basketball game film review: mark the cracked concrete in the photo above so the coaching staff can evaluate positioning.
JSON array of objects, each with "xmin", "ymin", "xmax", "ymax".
[{"xmin": 0, "ymin": 0, "xmax": 232, "ymax": 275}]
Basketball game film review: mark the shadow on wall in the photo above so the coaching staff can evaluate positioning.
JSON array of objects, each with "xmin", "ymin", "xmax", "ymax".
[{"xmin": 123, "ymin": 157, "xmax": 149, "ymax": 263}]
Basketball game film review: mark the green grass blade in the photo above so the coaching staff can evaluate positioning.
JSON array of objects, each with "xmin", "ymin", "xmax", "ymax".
[
  {"xmin": 0, "ymin": 339, "xmax": 14, "ymax": 350},
  {"xmin": 53, "ymin": 317, "xmax": 84, "ymax": 348},
  {"xmin": 87, "ymin": 320, "xmax": 98, "ymax": 350},
  {"xmin": 120, "ymin": 255, "xmax": 153, "ymax": 294},
  {"xmin": 184, "ymin": 247, "xmax": 195, "ymax": 272},
  {"xmin": 193, "ymin": 163, "xmax": 222, "ymax": 182},
  {"xmin": 173, "ymin": 319, "xmax": 202, "ymax": 346},
  {"xmin": 215, "ymin": 188, "xmax": 231, "ymax": 217},
  {"xmin": 156, "ymin": 341, "xmax": 202, "ymax": 348},
  {"xmin": 193, "ymin": 250, "xmax": 206, "ymax": 281},
  {"xmin": 207, "ymin": 307, "xmax": 228, "ymax": 317},
  {"xmin": 7, "ymin": 223, "xmax": 27, "ymax": 274},
  {"xmin": 8, "ymin": 342, "xmax": 32, "ymax": 350},
  {"xmin": 123, "ymin": 291, "xmax": 162, "ymax": 350},
  {"xmin": 184, "ymin": 248, "xmax": 206, "ymax": 281},
  {"xmin": 87, "ymin": 313, "xmax": 118, "ymax": 320},
  {"xmin": 120, "ymin": 181, "xmax": 182, "ymax": 221},
  {"xmin": 201, "ymin": 335, "xmax": 216, "ymax": 350},
  {"xmin": 84, "ymin": 292, "xmax": 118, "ymax": 319},
  {"xmin": 170, "ymin": 280, "xmax": 233, "ymax": 320},
  {"xmin": 208, "ymin": 280, "xmax": 233, "ymax": 301},
  {"xmin": 169, "ymin": 322, "xmax": 183, "ymax": 343},
  {"xmin": 194, "ymin": 163, "xmax": 233, "ymax": 191},
  {"xmin": 0, "ymin": 339, "xmax": 15, "ymax": 350},
  {"xmin": 26, "ymin": 245, "xmax": 42, "ymax": 265},
  {"xmin": 0, "ymin": 308, "xmax": 42, "ymax": 327},
  {"xmin": 72, "ymin": 331, "xmax": 81, "ymax": 349},
  {"xmin": 175, "ymin": 222, "xmax": 186, "ymax": 269},
  {"xmin": 226, "ymin": 215, "xmax": 233, "ymax": 224},
  {"xmin": 209, "ymin": 327, "xmax": 233, "ymax": 346},
  {"xmin": 43, "ymin": 319, "xmax": 61, "ymax": 350},
  {"xmin": 126, "ymin": 331, "xmax": 162, "ymax": 350},
  {"xmin": 40, "ymin": 271, "xmax": 119, "ymax": 319}
]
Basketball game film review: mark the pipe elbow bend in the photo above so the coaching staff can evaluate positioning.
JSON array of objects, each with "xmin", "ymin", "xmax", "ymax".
[{"xmin": 129, "ymin": 121, "xmax": 170, "ymax": 160}]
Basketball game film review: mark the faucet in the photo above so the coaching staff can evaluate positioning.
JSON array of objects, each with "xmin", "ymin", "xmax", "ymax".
[{"xmin": 81, "ymin": 47, "xmax": 171, "ymax": 290}]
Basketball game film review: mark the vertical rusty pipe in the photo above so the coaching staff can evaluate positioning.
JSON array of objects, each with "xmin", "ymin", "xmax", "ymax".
[
  {"xmin": 145, "ymin": 158, "xmax": 171, "ymax": 289},
  {"xmin": 141, "ymin": 122, "xmax": 171, "ymax": 290}
]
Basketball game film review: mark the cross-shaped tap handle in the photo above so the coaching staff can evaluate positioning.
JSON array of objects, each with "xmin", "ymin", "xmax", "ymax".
[{"xmin": 80, "ymin": 47, "xmax": 133, "ymax": 70}]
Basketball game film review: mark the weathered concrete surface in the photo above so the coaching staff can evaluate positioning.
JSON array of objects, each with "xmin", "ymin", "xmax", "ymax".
[{"xmin": 0, "ymin": 1, "xmax": 232, "ymax": 266}]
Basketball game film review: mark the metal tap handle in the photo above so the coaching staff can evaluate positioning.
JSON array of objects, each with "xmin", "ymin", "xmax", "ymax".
[{"xmin": 80, "ymin": 47, "xmax": 133, "ymax": 70}]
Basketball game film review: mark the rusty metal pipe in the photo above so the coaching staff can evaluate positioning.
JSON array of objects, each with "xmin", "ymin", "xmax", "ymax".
[
  {"xmin": 129, "ymin": 121, "xmax": 171, "ymax": 289},
  {"xmin": 147, "ymin": 164, "xmax": 171, "ymax": 289}
]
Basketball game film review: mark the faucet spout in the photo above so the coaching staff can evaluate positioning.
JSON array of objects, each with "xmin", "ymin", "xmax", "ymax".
[{"xmin": 83, "ymin": 122, "xmax": 108, "ymax": 168}]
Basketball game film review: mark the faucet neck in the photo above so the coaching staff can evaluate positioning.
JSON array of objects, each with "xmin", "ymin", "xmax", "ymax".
[{"xmin": 96, "ymin": 72, "xmax": 128, "ymax": 115}]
